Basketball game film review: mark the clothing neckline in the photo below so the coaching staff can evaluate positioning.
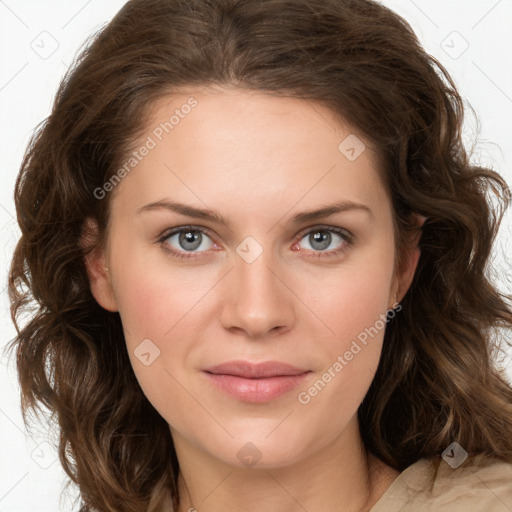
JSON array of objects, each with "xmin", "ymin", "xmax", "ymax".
[{"xmin": 369, "ymin": 458, "xmax": 433, "ymax": 511}]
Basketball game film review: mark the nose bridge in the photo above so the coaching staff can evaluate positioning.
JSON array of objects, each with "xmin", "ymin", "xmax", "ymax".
[{"xmin": 221, "ymin": 240, "xmax": 294, "ymax": 337}]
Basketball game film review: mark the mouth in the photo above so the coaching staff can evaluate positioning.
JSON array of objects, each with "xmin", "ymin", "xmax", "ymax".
[{"xmin": 202, "ymin": 360, "xmax": 311, "ymax": 403}]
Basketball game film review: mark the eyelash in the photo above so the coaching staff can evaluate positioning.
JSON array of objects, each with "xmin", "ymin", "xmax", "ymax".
[{"xmin": 157, "ymin": 225, "xmax": 354, "ymax": 260}]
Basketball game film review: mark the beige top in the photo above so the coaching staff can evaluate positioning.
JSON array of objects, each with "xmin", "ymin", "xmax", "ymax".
[{"xmin": 370, "ymin": 456, "xmax": 512, "ymax": 511}]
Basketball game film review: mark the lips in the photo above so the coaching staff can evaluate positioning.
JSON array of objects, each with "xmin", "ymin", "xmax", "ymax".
[
  {"xmin": 202, "ymin": 360, "xmax": 311, "ymax": 403},
  {"xmin": 203, "ymin": 360, "xmax": 309, "ymax": 378}
]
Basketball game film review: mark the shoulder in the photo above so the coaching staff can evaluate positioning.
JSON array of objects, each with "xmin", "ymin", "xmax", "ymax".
[{"xmin": 371, "ymin": 454, "xmax": 512, "ymax": 511}]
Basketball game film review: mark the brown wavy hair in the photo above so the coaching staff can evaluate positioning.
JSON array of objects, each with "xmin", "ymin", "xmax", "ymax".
[{"xmin": 7, "ymin": 0, "xmax": 512, "ymax": 510}]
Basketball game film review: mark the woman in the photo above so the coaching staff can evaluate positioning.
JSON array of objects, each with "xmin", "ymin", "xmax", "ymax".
[{"xmin": 8, "ymin": 0, "xmax": 512, "ymax": 510}]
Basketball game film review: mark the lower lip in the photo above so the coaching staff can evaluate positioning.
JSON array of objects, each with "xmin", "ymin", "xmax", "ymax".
[{"xmin": 203, "ymin": 372, "xmax": 311, "ymax": 403}]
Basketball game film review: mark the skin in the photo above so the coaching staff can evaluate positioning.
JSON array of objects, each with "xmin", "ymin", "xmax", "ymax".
[{"xmin": 84, "ymin": 86, "xmax": 422, "ymax": 512}]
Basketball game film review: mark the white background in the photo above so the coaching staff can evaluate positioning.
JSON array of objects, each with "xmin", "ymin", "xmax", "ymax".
[{"xmin": 1, "ymin": 1, "xmax": 511, "ymax": 511}]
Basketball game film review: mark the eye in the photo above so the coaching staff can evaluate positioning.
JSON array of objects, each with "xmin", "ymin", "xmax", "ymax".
[
  {"xmin": 158, "ymin": 226, "xmax": 216, "ymax": 259},
  {"xmin": 157, "ymin": 225, "xmax": 354, "ymax": 260},
  {"xmin": 293, "ymin": 226, "xmax": 353, "ymax": 257}
]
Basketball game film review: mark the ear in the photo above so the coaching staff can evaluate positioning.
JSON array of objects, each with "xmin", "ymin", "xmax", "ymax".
[
  {"xmin": 80, "ymin": 217, "xmax": 119, "ymax": 312},
  {"xmin": 392, "ymin": 213, "xmax": 426, "ymax": 304}
]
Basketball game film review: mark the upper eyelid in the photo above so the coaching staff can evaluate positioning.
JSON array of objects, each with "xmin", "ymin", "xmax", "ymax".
[
  {"xmin": 160, "ymin": 225, "xmax": 216, "ymax": 242},
  {"xmin": 296, "ymin": 224, "xmax": 352, "ymax": 238}
]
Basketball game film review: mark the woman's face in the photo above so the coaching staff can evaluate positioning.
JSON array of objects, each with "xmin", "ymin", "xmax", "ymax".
[{"xmin": 87, "ymin": 86, "xmax": 419, "ymax": 469}]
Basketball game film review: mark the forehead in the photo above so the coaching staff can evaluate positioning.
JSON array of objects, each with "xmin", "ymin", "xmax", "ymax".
[{"xmin": 109, "ymin": 87, "xmax": 390, "ymax": 223}]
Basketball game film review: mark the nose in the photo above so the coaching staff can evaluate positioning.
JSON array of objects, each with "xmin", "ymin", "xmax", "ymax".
[{"xmin": 219, "ymin": 251, "xmax": 296, "ymax": 339}]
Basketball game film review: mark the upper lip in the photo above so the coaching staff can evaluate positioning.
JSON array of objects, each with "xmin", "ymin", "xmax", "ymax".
[{"xmin": 203, "ymin": 360, "xmax": 310, "ymax": 378}]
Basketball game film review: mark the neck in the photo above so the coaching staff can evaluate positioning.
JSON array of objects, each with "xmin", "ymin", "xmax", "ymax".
[{"xmin": 173, "ymin": 415, "xmax": 398, "ymax": 512}]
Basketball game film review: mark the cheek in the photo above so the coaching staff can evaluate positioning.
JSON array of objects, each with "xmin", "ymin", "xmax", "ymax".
[
  {"xmin": 112, "ymin": 259, "xmax": 218, "ymax": 400},
  {"xmin": 296, "ymin": 257, "xmax": 394, "ymax": 399},
  {"xmin": 113, "ymin": 257, "xmax": 210, "ymax": 341},
  {"xmin": 304, "ymin": 257, "xmax": 394, "ymax": 347},
  {"xmin": 114, "ymin": 267, "xmax": 199, "ymax": 426}
]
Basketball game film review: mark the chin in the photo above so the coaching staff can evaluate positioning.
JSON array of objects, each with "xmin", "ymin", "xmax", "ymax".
[
  {"xmin": 212, "ymin": 438, "xmax": 308, "ymax": 470},
  {"xmin": 184, "ymin": 417, "xmax": 322, "ymax": 470}
]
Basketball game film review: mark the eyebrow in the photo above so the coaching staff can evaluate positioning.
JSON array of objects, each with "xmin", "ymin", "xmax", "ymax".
[{"xmin": 136, "ymin": 199, "xmax": 373, "ymax": 226}]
